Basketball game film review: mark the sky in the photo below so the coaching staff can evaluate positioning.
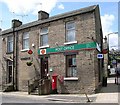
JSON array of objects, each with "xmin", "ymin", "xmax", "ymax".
[{"xmin": 0, "ymin": 0, "xmax": 119, "ymax": 50}]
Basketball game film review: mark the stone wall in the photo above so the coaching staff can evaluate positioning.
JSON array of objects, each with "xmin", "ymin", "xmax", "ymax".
[{"xmin": 0, "ymin": 29, "xmax": 2, "ymax": 91}]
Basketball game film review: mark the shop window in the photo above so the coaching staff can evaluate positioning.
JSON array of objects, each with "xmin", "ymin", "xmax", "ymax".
[
  {"xmin": 66, "ymin": 55, "xmax": 77, "ymax": 77},
  {"xmin": 22, "ymin": 32, "xmax": 29, "ymax": 50},
  {"xmin": 40, "ymin": 27, "xmax": 48, "ymax": 46},
  {"xmin": 7, "ymin": 35, "xmax": 13, "ymax": 53},
  {"xmin": 66, "ymin": 22, "xmax": 75, "ymax": 42}
]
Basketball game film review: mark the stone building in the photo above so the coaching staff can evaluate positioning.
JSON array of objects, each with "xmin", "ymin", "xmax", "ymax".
[
  {"xmin": 0, "ymin": 5, "xmax": 104, "ymax": 94},
  {"xmin": 0, "ymin": 28, "xmax": 2, "ymax": 91}
]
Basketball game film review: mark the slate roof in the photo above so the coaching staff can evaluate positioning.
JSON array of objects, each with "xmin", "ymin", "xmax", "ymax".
[{"xmin": 1, "ymin": 5, "xmax": 98, "ymax": 35}]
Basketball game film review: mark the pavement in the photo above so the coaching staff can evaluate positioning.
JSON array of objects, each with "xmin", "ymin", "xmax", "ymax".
[
  {"xmin": 1, "ymin": 77, "xmax": 120, "ymax": 104},
  {"xmin": 95, "ymin": 77, "xmax": 119, "ymax": 103}
]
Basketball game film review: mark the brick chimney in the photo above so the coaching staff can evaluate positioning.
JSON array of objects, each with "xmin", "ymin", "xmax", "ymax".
[{"xmin": 38, "ymin": 11, "xmax": 49, "ymax": 20}]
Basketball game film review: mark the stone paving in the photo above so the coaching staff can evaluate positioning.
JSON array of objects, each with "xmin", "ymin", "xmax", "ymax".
[{"xmin": 94, "ymin": 77, "xmax": 119, "ymax": 103}]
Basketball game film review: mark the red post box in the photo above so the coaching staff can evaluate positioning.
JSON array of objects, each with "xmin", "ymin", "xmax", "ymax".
[{"xmin": 52, "ymin": 73, "xmax": 58, "ymax": 93}]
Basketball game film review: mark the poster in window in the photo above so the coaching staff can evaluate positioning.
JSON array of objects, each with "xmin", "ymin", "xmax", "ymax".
[{"xmin": 72, "ymin": 58, "xmax": 76, "ymax": 65}]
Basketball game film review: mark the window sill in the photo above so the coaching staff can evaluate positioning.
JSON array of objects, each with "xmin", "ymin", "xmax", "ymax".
[
  {"xmin": 64, "ymin": 41, "xmax": 77, "ymax": 45},
  {"xmin": 6, "ymin": 52, "xmax": 13, "ymax": 54},
  {"xmin": 21, "ymin": 49, "xmax": 29, "ymax": 52},
  {"xmin": 39, "ymin": 45, "xmax": 50, "ymax": 49},
  {"xmin": 64, "ymin": 77, "xmax": 78, "ymax": 81}
]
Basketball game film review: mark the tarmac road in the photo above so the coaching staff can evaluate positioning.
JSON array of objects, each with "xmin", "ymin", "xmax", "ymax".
[
  {"xmin": 2, "ymin": 92, "xmax": 96, "ymax": 103},
  {"xmin": 1, "ymin": 77, "xmax": 120, "ymax": 105}
]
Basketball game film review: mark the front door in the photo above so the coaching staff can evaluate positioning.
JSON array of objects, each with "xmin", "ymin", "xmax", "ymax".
[
  {"xmin": 41, "ymin": 57, "xmax": 48, "ymax": 79},
  {"xmin": 7, "ymin": 60, "xmax": 13, "ymax": 83}
]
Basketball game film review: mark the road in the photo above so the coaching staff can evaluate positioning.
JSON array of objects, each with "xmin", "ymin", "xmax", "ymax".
[
  {"xmin": 2, "ymin": 93, "xmax": 61, "ymax": 103},
  {"xmin": 1, "ymin": 92, "xmax": 96, "ymax": 104},
  {"xmin": 1, "ymin": 93, "xmax": 118, "ymax": 105},
  {"xmin": 1, "ymin": 77, "xmax": 119, "ymax": 105}
]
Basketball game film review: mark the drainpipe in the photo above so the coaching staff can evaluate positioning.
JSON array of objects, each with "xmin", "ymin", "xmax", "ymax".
[
  {"xmin": 12, "ymin": 19, "xmax": 22, "ymax": 91},
  {"xmin": 15, "ymin": 31, "xmax": 18, "ymax": 90},
  {"xmin": 12, "ymin": 20, "xmax": 15, "ymax": 91}
]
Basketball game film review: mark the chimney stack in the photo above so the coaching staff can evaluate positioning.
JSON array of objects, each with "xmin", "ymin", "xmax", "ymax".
[
  {"xmin": 12, "ymin": 19, "xmax": 22, "ymax": 28},
  {"xmin": 38, "ymin": 11, "xmax": 49, "ymax": 20}
]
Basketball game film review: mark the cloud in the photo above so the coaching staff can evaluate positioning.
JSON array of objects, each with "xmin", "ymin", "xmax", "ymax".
[
  {"xmin": 101, "ymin": 14, "xmax": 115, "ymax": 37},
  {"xmin": 101, "ymin": 14, "xmax": 118, "ymax": 50},
  {"xmin": 1, "ymin": 0, "xmax": 58, "ymax": 15},
  {"xmin": 58, "ymin": 4, "xmax": 64, "ymax": 10}
]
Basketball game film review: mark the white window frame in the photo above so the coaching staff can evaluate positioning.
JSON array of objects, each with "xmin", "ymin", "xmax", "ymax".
[
  {"xmin": 40, "ymin": 27, "xmax": 49, "ymax": 48},
  {"xmin": 65, "ymin": 22, "xmax": 76, "ymax": 43},
  {"xmin": 22, "ymin": 32, "xmax": 29, "ymax": 50},
  {"xmin": 7, "ymin": 35, "xmax": 13, "ymax": 53}
]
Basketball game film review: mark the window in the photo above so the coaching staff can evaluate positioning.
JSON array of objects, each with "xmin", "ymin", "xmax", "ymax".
[
  {"xmin": 7, "ymin": 60, "xmax": 13, "ymax": 83},
  {"xmin": 66, "ymin": 22, "xmax": 75, "ymax": 42},
  {"xmin": 40, "ymin": 28, "xmax": 48, "ymax": 46},
  {"xmin": 22, "ymin": 32, "xmax": 29, "ymax": 49},
  {"xmin": 66, "ymin": 55, "xmax": 77, "ymax": 77},
  {"xmin": 7, "ymin": 36, "xmax": 13, "ymax": 52}
]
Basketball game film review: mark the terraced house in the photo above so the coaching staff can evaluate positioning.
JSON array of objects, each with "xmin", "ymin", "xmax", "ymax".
[{"xmin": 1, "ymin": 5, "xmax": 104, "ymax": 94}]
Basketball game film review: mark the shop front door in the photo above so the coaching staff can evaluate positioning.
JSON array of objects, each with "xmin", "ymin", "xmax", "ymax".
[{"xmin": 41, "ymin": 57, "xmax": 48, "ymax": 79}]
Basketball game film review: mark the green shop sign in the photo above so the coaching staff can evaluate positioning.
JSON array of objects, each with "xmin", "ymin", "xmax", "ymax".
[{"xmin": 38, "ymin": 42, "xmax": 97, "ymax": 55}]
